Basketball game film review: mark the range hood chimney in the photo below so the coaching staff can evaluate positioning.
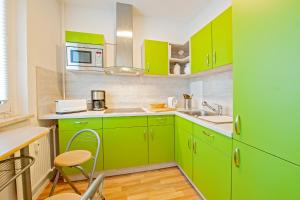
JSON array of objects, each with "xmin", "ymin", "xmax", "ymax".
[{"xmin": 104, "ymin": 2, "xmax": 144, "ymax": 75}]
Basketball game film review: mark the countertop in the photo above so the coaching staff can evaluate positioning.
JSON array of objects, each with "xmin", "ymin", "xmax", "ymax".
[
  {"xmin": 39, "ymin": 109, "xmax": 233, "ymax": 138},
  {"xmin": 0, "ymin": 126, "xmax": 50, "ymax": 160}
]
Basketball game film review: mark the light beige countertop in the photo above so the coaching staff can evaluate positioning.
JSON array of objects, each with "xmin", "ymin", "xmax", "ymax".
[
  {"xmin": 39, "ymin": 109, "xmax": 233, "ymax": 138},
  {"xmin": 0, "ymin": 126, "xmax": 50, "ymax": 160}
]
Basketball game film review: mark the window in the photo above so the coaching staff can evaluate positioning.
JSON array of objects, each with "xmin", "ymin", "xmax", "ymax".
[{"xmin": 0, "ymin": 0, "xmax": 7, "ymax": 105}]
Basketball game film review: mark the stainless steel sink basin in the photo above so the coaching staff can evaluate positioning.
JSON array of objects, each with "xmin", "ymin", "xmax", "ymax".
[{"xmin": 178, "ymin": 110, "xmax": 217, "ymax": 117}]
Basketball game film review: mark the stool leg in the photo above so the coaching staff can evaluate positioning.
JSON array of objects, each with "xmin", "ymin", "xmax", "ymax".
[
  {"xmin": 58, "ymin": 168, "xmax": 81, "ymax": 195},
  {"xmin": 49, "ymin": 170, "xmax": 60, "ymax": 197}
]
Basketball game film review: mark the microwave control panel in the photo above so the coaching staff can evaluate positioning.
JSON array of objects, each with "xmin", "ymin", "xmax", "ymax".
[{"xmin": 95, "ymin": 50, "xmax": 103, "ymax": 67}]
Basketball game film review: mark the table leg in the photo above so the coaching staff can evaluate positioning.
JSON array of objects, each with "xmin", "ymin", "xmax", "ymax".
[{"xmin": 20, "ymin": 146, "xmax": 32, "ymax": 200}]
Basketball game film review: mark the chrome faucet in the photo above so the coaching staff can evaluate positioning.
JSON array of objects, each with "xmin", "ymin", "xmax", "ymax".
[{"xmin": 202, "ymin": 101, "xmax": 223, "ymax": 116}]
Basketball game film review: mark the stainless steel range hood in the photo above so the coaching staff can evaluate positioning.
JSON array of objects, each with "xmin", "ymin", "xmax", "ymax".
[{"xmin": 104, "ymin": 3, "xmax": 144, "ymax": 75}]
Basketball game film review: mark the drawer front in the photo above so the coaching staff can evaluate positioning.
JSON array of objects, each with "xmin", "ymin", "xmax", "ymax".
[
  {"xmin": 175, "ymin": 116, "xmax": 193, "ymax": 133},
  {"xmin": 148, "ymin": 115, "xmax": 174, "ymax": 126},
  {"xmin": 103, "ymin": 116, "xmax": 147, "ymax": 128},
  {"xmin": 59, "ymin": 118, "xmax": 102, "ymax": 131},
  {"xmin": 193, "ymin": 123, "xmax": 232, "ymax": 155}
]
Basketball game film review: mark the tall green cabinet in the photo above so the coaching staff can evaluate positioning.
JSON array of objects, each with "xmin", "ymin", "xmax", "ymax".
[
  {"xmin": 144, "ymin": 40, "xmax": 169, "ymax": 75},
  {"xmin": 233, "ymin": 0, "xmax": 300, "ymax": 198}
]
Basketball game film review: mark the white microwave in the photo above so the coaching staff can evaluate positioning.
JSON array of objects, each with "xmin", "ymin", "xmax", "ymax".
[{"xmin": 66, "ymin": 42, "xmax": 104, "ymax": 71}]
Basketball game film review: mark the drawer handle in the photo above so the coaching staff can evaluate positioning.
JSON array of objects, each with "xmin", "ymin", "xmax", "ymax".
[
  {"xmin": 193, "ymin": 140, "xmax": 197, "ymax": 154},
  {"xmin": 202, "ymin": 131, "xmax": 214, "ymax": 138},
  {"xmin": 74, "ymin": 121, "xmax": 88, "ymax": 125},
  {"xmin": 234, "ymin": 148, "xmax": 240, "ymax": 168}
]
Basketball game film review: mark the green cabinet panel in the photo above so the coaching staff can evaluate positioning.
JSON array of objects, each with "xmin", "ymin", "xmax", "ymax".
[
  {"xmin": 175, "ymin": 116, "xmax": 193, "ymax": 133},
  {"xmin": 148, "ymin": 115, "xmax": 174, "ymax": 126},
  {"xmin": 59, "ymin": 130, "xmax": 104, "ymax": 175},
  {"xmin": 144, "ymin": 40, "xmax": 169, "ymax": 75},
  {"xmin": 232, "ymin": 141, "xmax": 300, "ymax": 200},
  {"xmin": 233, "ymin": 0, "xmax": 300, "ymax": 165},
  {"xmin": 65, "ymin": 31, "xmax": 105, "ymax": 45},
  {"xmin": 59, "ymin": 118, "xmax": 102, "ymax": 132},
  {"xmin": 148, "ymin": 125, "xmax": 175, "ymax": 164},
  {"xmin": 175, "ymin": 117, "xmax": 193, "ymax": 179},
  {"xmin": 103, "ymin": 116, "xmax": 147, "ymax": 129},
  {"xmin": 192, "ymin": 124, "xmax": 231, "ymax": 200},
  {"xmin": 103, "ymin": 127, "xmax": 148, "ymax": 170},
  {"xmin": 191, "ymin": 23, "xmax": 212, "ymax": 74},
  {"xmin": 212, "ymin": 7, "xmax": 232, "ymax": 68}
]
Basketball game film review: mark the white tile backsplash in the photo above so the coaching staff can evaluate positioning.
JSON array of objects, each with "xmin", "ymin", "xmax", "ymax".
[{"xmin": 189, "ymin": 70, "xmax": 233, "ymax": 116}]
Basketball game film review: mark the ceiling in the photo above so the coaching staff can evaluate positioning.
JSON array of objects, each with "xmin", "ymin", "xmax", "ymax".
[{"xmin": 63, "ymin": 0, "xmax": 211, "ymax": 23}]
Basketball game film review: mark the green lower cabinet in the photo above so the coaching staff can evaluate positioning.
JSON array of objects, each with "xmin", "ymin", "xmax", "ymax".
[
  {"xmin": 103, "ymin": 127, "xmax": 148, "ymax": 170},
  {"xmin": 148, "ymin": 125, "xmax": 174, "ymax": 164},
  {"xmin": 59, "ymin": 129, "xmax": 104, "ymax": 175},
  {"xmin": 175, "ymin": 118, "xmax": 193, "ymax": 179},
  {"xmin": 232, "ymin": 140, "xmax": 300, "ymax": 200},
  {"xmin": 192, "ymin": 133, "xmax": 231, "ymax": 200}
]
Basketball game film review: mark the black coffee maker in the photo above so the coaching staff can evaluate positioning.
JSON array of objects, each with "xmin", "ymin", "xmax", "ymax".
[{"xmin": 91, "ymin": 90, "xmax": 106, "ymax": 111}]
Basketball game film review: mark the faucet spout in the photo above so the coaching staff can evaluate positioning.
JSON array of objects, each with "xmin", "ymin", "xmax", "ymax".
[{"xmin": 202, "ymin": 101, "xmax": 223, "ymax": 116}]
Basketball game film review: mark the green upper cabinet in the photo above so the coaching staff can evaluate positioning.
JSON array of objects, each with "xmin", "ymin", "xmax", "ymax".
[
  {"xmin": 232, "ymin": 141, "xmax": 300, "ymax": 200},
  {"xmin": 211, "ymin": 7, "xmax": 232, "ymax": 68},
  {"xmin": 103, "ymin": 127, "xmax": 148, "ymax": 170},
  {"xmin": 65, "ymin": 31, "xmax": 105, "ymax": 45},
  {"xmin": 148, "ymin": 125, "xmax": 175, "ymax": 164},
  {"xmin": 144, "ymin": 40, "xmax": 169, "ymax": 75},
  {"xmin": 191, "ymin": 23, "xmax": 212, "ymax": 74},
  {"xmin": 192, "ymin": 124, "xmax": 231, "ymax": 200},
  {"xmin": 233, "ymin": 0, "xmax": 300, "ymax": 165}
]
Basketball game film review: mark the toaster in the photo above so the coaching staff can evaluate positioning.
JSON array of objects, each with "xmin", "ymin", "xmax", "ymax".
[{"xmin": 55, "ymin": 99, "xmax": 87, "ymax": 114}]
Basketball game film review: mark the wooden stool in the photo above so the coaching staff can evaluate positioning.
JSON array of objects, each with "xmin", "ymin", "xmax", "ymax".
[{"xmin": 49, "ymin": 129, "xmax": 101, "ymax": 197}]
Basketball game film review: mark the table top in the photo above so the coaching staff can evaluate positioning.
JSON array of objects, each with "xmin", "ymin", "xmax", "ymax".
[{"xmin": 0, "ymin": 126, "xmax": 50, "ymax": 160}]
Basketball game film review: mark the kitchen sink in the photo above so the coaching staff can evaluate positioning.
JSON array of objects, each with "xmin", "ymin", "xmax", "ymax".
[{"xmin": 178, "ymin": 110, "xmax": 218, "ymax": 117}]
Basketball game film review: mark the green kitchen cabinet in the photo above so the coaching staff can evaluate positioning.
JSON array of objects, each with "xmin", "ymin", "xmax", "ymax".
[
  {"xmin": 58, "ymin": 129, "xmax": 104, "ymax": 175},
  {"xmin": 192, "ymin": 124, "xmax": 231, "ymax": 200},
  {"xmin": 175, "ymin": 116, "xmax": 193, "ymax": 179},
  {"xmin": 144, "ymin": 39, "xmax": 169, "ymax": 75},
  {"xmin": 65, "ymin": 31, "xmax": 105, "ymax": 45},
  {"xmin": 211, "ymin": 7, "xmax": 232, "ymax": 68},
  {"xmin": 233, "ymin": 0, "xmax": 300, "ymax": 165},
  {"xmin": 232, "ymin": 140, "xmax": 300, "ymax": 200},
  {"xmin": 103, "ymin": 127, "xmax": 148, "ymax": 170},
  {"xmin": 191, "ymin": 23, "xmax": 212, "ymax": 74},
  {"xmin": 58, "ymin": 118, "xmax": 103, "ymax": 132},
  {"xmin": 148, "ymin": 125, "xmax": 175, "ymax": 164}
]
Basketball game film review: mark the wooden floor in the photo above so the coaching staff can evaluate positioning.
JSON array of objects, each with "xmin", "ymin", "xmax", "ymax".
[{"xmin": 37, "ymin": 167, "xmax": 201, "ymax": 200}]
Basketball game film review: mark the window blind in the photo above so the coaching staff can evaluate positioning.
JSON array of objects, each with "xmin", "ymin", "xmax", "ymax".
[{"xmin": 0, "ymin": 0, "xmax": 7, "ymax": 104}]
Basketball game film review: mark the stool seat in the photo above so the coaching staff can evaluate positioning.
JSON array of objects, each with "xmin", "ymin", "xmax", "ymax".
[
  {"xmin": 45, "ymin": 193, "xmax": 81, "ymax": 200},
  {"xmin": 54, "ymin": 150, "xmax": 92, "ymax": 167}
]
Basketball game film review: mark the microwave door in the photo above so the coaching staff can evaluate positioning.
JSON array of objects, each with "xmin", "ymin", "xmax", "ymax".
[{"xmin": 67, "ymin": 47, "xmax": 94, "ymax": 67}]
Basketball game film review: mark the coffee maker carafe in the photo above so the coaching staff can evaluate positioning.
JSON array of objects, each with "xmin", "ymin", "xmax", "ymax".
[{"xmin": 91, "ymin": 90, "xmax": 106, "ymax": 111}]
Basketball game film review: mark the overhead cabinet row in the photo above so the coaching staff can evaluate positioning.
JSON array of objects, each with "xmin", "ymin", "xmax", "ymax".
[{"xmin": 143, "ymin": 7, "xmax": 232, "ymax": 76}]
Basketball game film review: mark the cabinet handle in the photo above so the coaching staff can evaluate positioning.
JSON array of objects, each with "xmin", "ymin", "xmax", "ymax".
[
  {"xmin": 144, "ymin": 129, "xmax": 148, "ymax": 141},
  {"xmin": 234, "ymin": 148, "xmax": 240, "ymax": 168},
  {"xmin": 74, "ymin": 121, "xmax": 88, "ymax": 125},
  {"xmin": 234, "ymin": 115, "xmax": 241, "ymax": 135},
  {"xmin": 202, "ymin": 130, "xmax": 214, "ymax": 138},
  {"xmin": 147, "ymin": 62, "xmax": 150, "ymax": 72},
  {"xmin": 213, "ymin": 50, "xmax": 216, "ymax": 65},
  {"xmin": 150, "ymin": 129, "xmax": 154, "ymax": 140},
  {"xmin": 206, "ymin": 54, "xmax": 210, "ymax": 66},
  {"xmin": 193, "ymin": 141, "xmax": 197, "ymax": 154}
]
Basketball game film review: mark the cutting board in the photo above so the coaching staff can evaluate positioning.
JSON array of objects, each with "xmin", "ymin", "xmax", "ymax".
[
  {"xmin": 149, "ymin": 108, "xmax": 177, "ymax": 112},
  {"xmin": 197, "ymin": 116, "xmax": 233, "ymax": 124}
]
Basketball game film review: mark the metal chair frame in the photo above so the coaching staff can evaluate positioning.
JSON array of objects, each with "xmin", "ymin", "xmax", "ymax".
[{"xmin": 49, "ymin": 129, "xmax": 101, "ymax": 197}]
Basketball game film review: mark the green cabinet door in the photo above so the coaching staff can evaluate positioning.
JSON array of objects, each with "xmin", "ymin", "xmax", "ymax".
[
  {"xmin": 59, "ymin": 130, "xmax": 104, "ymax": 175},
  {"xmin": 175, "ymin": 119, "xmax": 193, "ymax": 179},
  {"xmin": 103, "ymin": 127, "xmax": 148, "ymax": 170},
  {"xmin": 144, "ymin": 40, "xmax": 169, "ymax": 75},
  {"xmin": 232, "ymin": 140, "xmax": 300, "ymax": 200},
  {"xmin": 212, "ymin": 7, "xmax": 232, "ymax": 68},
  {"xmin": 191, "ymin": 23, "xmax": 212, "ymax": 74},
  {"xmin": 233, "ymin": 0, "xmax": 300, "ymax": 165},
  {"xmin": 192, "ymin": 125, "xmax": 231, "ymax": 200},
  {"xmin": 148, "ymin": 125, "xmax": 175, "ymax": 164}
]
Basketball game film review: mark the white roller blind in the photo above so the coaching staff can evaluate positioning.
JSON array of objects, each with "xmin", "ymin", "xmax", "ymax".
[{"xmin": 0, "ymin": 0, "xmax": 7, "ymax": 104}]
